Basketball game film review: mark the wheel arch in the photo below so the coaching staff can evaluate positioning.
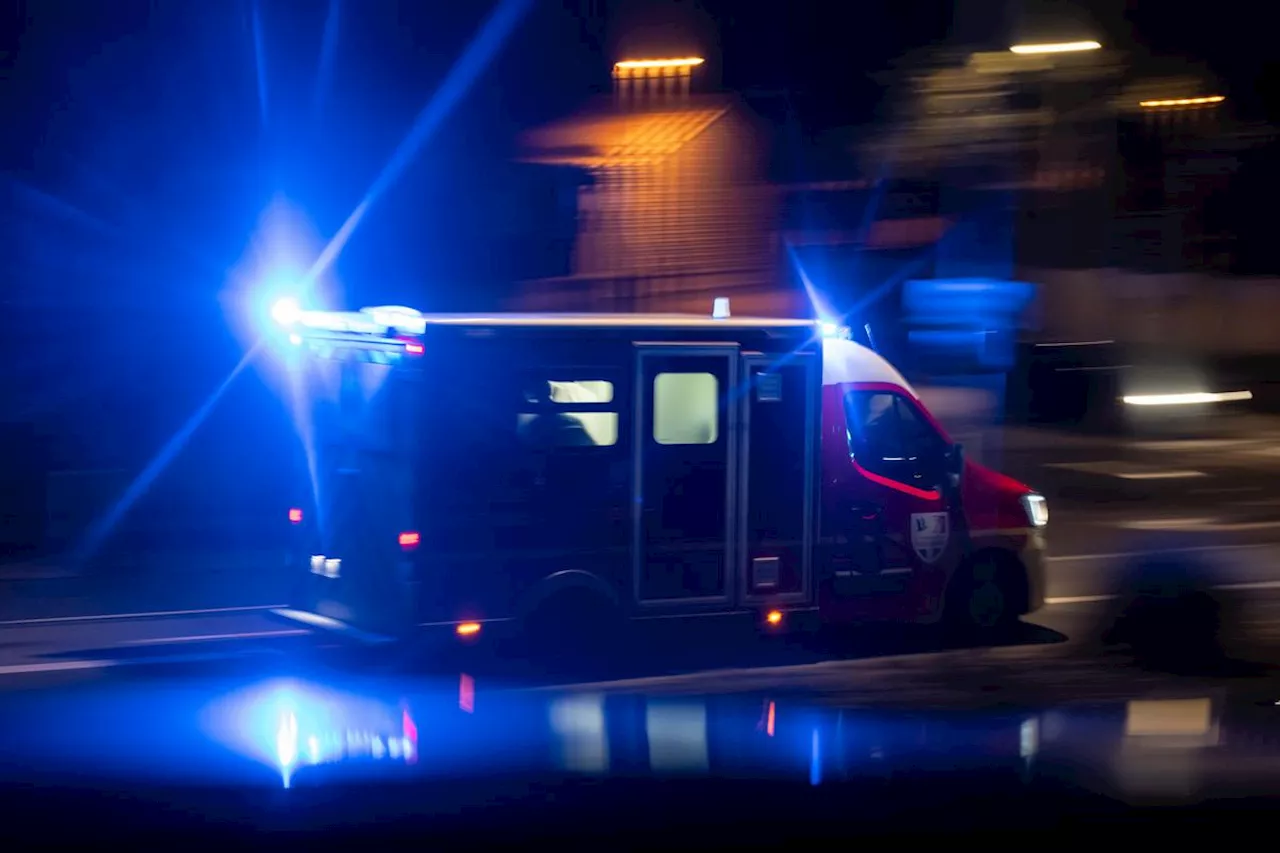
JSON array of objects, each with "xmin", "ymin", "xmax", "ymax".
[
  {"xmin": 516, "ymin": 569, "xmax": 621, "ymax": 624},
  {"xmin": 951, "ymin": 546, "xmax": 1031, "ymax": 615}
]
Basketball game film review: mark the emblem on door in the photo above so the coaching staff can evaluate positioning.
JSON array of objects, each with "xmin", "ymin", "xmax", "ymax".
[{"xmin": 909, "ymin": 513, "xmax": 950, "ymax": 564}]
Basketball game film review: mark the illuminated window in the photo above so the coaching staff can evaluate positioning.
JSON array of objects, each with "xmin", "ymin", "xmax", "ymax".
[
  {"xmin": 653, "ymin": 373, "xmax": 718, "ymax": 445},
  {"xmin": 518, "ymin": 379, "xmax": 618, "ymax": 447}
]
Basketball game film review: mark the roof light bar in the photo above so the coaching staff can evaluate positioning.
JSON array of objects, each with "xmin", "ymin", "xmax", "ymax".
[
  {"xmin": 363, "ymin": 305, "xmax": 427, "ymax": 335},
  {"xmin": 295, "ymin": 310, "xmax": 389, "ymax": 335}
]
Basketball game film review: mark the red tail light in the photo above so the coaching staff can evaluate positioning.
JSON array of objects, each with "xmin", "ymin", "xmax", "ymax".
[
  {"xmin": 404, "ymin": 341, "xmax": 424, "ymax": 355},
  {"xmin": 288, "ymin": 508, "xmax": 303, "ymax": 524},
  {"xmin": 398, "ymin": 531, "xmax": 420, "ymax": 549}
]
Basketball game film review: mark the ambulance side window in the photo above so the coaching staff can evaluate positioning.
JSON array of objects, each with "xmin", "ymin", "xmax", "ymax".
[
  {"xmin": 517, "ymin": 377, "xmax": 619, "ymax": 448},
  {"xmin": 844, "ymin": 390, "xmax": 947, "ymax": 484}
]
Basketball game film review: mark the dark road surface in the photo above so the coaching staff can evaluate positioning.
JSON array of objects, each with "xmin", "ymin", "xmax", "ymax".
[{"xmin": 2, "ymin": 421, "xmax": 1280, "ymax": 704}]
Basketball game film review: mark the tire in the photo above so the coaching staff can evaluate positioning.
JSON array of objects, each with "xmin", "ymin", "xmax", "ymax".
[{"xmin": 944, "ymin": 554, "xmax": 1024, "ymax": 640}]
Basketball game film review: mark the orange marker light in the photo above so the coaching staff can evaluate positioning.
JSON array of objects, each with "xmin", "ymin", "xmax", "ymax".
[
  {"xmin": 288, "ymin": 508, "xmax": 303, "ymax": 524},
  {"xmin": 455, "ymin": 621, "xmax": 481, "ymax": 637},
  {"xmin": 766, "ymin": 610, "xmax": 783, "ymax": 626}
]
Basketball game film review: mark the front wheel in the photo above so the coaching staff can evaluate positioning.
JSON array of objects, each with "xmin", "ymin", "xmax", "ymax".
[{"xmin": 943, "ymin": 555, "xmax": 1023, "ymax": 641}]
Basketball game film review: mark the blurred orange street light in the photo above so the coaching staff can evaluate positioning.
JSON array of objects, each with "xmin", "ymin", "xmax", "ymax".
[
  {"xmin": 614, "ymin": 57, "xmax": 705, "ymax": 72},
  {"xmin": 1009, "ymin": 40, "xmax": 1101, "ymax": 55},
  {"xmin": 1139, "ymin": 95, "xmax": 1225, "ymax": 108}
]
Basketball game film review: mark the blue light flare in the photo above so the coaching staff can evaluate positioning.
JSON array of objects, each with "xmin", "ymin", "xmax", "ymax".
[
  {"xmin": 271, "ymin": 296, "xmax": 302, "ymax": 326},
  {"xmin": 201, "ymin": 679, "xmax": 418, "ymax": 789}
]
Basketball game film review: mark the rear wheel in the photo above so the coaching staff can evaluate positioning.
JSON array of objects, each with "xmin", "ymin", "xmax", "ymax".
[
  {"xmin": 521, "ymin": 589, "xmax": 626, "ymax": 674},
  {"xmin": 944, "ymin": 554, "xmax": 1024, "ymax": 640}
]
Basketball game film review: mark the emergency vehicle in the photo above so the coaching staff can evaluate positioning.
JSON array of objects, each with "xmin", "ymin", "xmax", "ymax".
[{"xmin": 267, "ymin": 302, "xmax": 1047, "ymax": 648}]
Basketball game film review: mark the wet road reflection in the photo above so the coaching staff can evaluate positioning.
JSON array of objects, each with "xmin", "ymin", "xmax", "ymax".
[{"xmin": 1, "ymin": 665, "xmax": 1276, "ymax": 809}]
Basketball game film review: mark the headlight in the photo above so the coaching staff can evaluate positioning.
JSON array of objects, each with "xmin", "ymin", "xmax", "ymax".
[{"xmin": 1021, "ymin": 493, "xmax": 1048, "ymax": 528}]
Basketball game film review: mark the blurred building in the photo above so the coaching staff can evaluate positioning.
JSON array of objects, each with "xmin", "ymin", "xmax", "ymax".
[
  {"xmin": 510, "ymin": 41, "xmax": 1280, "ymax": 371},
  {"xmin": 1110, "ymin": 79, "xmax": 1278, "ymax": 275},
  {"xmin": 514, "ymin": 59, "xmax": 787, "ymax": 315}
]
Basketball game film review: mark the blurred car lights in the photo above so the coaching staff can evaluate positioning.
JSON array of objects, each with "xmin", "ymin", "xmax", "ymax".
[
  {"xmin": 1009, "ymin": 40, "xmax": 1101, "ymax": 54},
  {"xmin": 1122, "ymin": 391, "xmax": 1252, "ymax": 406}
]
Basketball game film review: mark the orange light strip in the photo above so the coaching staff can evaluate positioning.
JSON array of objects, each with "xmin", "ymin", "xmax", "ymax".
[
  {"xmin": 614, "ymin": 57, "xmax": 705, "ymax": 71},
  {"xmin": 1139, "ymin": 95, "xmax": 1225, "ymax": 108}
]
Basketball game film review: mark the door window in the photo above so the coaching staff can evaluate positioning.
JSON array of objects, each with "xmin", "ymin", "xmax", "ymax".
[{"xmin": 653, "ymin": 372, "xmax": 719, "ymax": 445}]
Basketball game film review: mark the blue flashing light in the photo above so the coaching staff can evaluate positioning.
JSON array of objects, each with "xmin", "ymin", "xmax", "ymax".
[
  {"xmin": 271, "ymin": 297, "xmax": 302, "ymax": 327},
  {"xmin": 819, "ymin": 322, "xmax": 852, "ymax": 340}
]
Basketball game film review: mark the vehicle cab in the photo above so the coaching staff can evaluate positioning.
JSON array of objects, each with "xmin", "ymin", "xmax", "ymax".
[
  {"xmin": 265, "ymin": 303, "xmax": 1046, "ymax": 647},
  {"xmin": 820, "ymin": 336, "xmax": 1047, "ymax": 631}
]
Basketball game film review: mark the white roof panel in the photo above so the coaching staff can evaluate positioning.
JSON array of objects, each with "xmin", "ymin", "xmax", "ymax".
[{"xmin": 821, "ymin": 338, "xmax": 916, "ymax": 395}]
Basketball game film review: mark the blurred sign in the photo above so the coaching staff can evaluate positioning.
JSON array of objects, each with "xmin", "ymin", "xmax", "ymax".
[
  {"xmin": 902, "ymin": 279, "xmax": 1037, "ymax": 374},
  {"xmin": 902, "ymin": 279, "xmax": 1036, "ymax": 328}
]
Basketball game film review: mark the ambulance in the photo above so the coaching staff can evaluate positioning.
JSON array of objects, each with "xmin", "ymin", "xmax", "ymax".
[{"xmin": 267, "ymin": 302, "xmax": 1047, "ymax": 648}]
